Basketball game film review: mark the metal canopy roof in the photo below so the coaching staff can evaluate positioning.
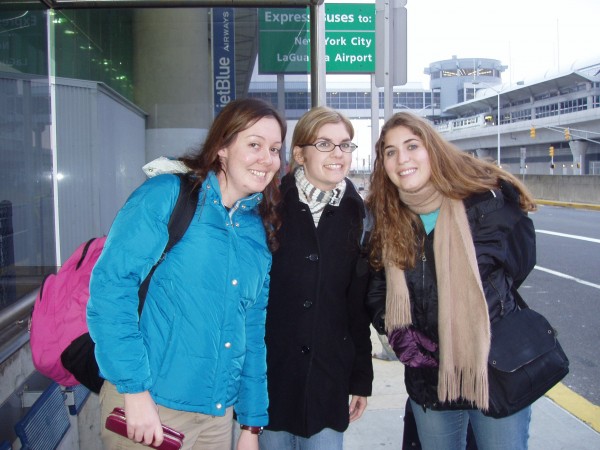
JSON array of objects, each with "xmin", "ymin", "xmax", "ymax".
[{"xmin": 445, "ymin": 72, "xmax": 595, "ymax": 116}]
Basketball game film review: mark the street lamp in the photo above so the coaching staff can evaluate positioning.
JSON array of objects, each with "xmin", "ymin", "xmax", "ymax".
[{"xmin": 472, "ymin": 81, "xmax": 502, "ymax": 165}]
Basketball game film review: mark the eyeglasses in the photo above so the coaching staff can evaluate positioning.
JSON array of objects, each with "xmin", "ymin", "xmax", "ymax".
[{"xmin": 301, "ymin": 140, "xmax": 358, "ymax": 153}]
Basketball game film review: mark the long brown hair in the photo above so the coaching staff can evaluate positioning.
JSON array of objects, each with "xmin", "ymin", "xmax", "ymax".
[
  {"xmin": 180, "ymin": 98, "xmax": 287, "ymax": 251},
  {"xmin": 366, "ymin": 112, "xmax": 536, "ymax": 270}
]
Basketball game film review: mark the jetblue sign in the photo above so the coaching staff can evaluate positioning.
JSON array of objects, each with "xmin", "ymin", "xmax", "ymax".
[{"xmin": 212, "ymin": 8, "xmax": 235, "ymax": 116}]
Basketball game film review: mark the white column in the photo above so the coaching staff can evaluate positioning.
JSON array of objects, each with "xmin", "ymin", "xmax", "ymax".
[
  {"xmin": 569, "ymin": 140, "xmax": 588, "ymax": 175},
  {"xmin": 133, "ymin": 10, "xmax": 212, "ymax": 160}
]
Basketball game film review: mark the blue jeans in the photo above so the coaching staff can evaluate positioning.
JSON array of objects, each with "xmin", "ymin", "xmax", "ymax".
[
  {"xmin": 410, "ymin": 399, "xmax": 531, "ymax": 450},
  {"xmin": 259, "ymin": 428, "xmax": 343, "ymax": 450}
]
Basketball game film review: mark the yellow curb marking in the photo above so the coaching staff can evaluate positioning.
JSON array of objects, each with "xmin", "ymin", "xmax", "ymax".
[
  {"xmin": 536, "ymin": 200, "xmax": 600, "ymax": 211},
  {"xmin": 546, "ymin": 383, "xmax": 600, "ymax": 433}
]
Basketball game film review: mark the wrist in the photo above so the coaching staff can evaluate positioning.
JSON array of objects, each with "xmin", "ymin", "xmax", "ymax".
[{"xmin": 240, "ymin": 425, "xmax": 263, "ymax": 435}]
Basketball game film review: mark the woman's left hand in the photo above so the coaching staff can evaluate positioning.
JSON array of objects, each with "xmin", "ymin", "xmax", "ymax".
[
  {"xmin": 349, "ymin": 395, "xmax": 368, "ymax": 422},
  {"xmin": 236, "ymin": 429, "xmax": 259, "ymax": 450}
]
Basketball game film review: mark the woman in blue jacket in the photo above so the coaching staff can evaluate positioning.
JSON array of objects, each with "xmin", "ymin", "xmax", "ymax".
[{"xmin": 87, "ymin": 98, "xmax": 285, "ymax": 450}]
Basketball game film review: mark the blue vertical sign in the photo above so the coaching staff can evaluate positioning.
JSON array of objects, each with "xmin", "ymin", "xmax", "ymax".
[{"xmin": 212, "ymin": 8, "xmax": 235, "ymax": 116}]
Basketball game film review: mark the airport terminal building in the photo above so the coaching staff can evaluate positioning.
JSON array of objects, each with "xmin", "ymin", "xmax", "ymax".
[{"xmin": 248, "ymin": 56, "xmax": 600, "ymax": 177}]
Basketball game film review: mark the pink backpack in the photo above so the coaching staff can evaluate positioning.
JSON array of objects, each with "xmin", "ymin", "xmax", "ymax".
[
  {"xmin": 28, "ymin": 173, "xmax": 199, "ymax": 390},
  {"xmin": 29, "ymin": 237, "xmax": 106, "ymax": 387}
]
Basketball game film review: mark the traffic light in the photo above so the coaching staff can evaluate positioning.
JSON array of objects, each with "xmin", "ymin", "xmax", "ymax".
[
  {"xmin": 550, "ymin": 163, "xmax": 555, "ymax": 169},
  {"xmin": 530, "ymin": 126, "xmax": 536, "ymax": 138},
  {"xmin": 549, "ymin": 146, "xmax": 554, "ymax": 157},
  {"xmin": 564, "ymin": 128, "xmax": 571, "ymax": 140}
]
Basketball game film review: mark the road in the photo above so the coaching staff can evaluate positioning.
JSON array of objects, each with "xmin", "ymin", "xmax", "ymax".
[{"xmin": 523, "ymin": 205, "xmax": 600, "ymax": 406}]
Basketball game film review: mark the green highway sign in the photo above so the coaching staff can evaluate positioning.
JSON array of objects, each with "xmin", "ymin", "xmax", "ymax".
[{"xmin": 258, "ymin": 4, "xmax": 375, "ymax": 74}]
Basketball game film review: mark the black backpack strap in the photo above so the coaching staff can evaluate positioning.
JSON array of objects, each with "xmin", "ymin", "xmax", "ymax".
[
  {"xmin": 164, "ymin": 173, "xmax": 199, "ymax": 253},
  {"xmin": 137, "ymin": 173, "xmax": 199, "ymax": 315},
  {"xmin": 359, "ymin": 209, "xmax": 373, "ymax": 254},
  {"xmin": 76, "ymin": 237, "xmax": 98, "ymax": 270}
]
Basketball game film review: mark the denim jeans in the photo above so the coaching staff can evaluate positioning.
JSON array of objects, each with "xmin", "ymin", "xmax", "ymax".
[
  {"xmin": 259, "ymin": 428, "xmax": 343, "ymax": 450},
  {"xmin": 410, "ymin": 399, "xmax": 531, "ymax": 450}
]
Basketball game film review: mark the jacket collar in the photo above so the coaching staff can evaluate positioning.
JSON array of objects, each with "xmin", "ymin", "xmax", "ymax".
[{"xmin": 203, "ymin": 171, "xmax": 263, "ymax": 212}]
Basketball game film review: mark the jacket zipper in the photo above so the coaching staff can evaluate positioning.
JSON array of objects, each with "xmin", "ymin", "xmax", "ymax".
[
  {"xmin": 421, "ymin": 251, "xmax": 427, "ymax": 311},
  {"xmin": 421, "ymin": 235, "xmax": 427, "ymax": 310},
  {"xmin": 489, "ymin": 278, "xmax": 504, "ymax": 316}
]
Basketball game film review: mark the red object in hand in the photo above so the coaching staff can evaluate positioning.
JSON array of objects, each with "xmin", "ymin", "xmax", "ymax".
[{"xmin": 105, "ymin": 407, "xmax": 184, "ymax": 450}]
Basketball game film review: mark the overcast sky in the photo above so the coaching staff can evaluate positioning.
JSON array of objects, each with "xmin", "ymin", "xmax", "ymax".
[{"xmin": 327, "ymin": 0, "xmax": 600, "ymax": 86}]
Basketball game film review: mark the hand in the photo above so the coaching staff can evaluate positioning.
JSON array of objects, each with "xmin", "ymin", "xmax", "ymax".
[
  {"xmin": 349, "ymin": 395, "xmax": 368, "ymax": 423},
  {"xmin": 123, "ymin": 391, "xmax": 163, "ymax": 447},
  {"xmin": 388, "ymin": 326, "xmax": 438, "ymax": 368},
  {"xmin": 237, "ymin": 429, "xmax": 259, "ymax": 450}
]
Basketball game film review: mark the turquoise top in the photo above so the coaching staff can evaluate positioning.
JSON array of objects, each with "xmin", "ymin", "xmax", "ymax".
[{"xmin": 419, "ymin": 209, "xmax": 440, "ymax": 234}]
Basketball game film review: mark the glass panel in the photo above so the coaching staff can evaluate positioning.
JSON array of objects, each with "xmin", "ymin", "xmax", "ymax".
[
  {"xmin": 0, "ymin": 8, "xmax": 55, "ymax": 312},
  {"xmin": 53, "ymin": 10, "xmax": 134, "ymax": 99},
  {"xmin": 43, "ymin": 6, "xmax": 313, "ymax": 259}
]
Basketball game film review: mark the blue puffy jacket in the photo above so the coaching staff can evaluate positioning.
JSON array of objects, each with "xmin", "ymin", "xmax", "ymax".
[{"xmin": 87, "ymin": 172, "xmax": 271, "ymax": 426}]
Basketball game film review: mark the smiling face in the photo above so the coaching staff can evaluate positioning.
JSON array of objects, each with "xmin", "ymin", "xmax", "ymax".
[
  {"xmin": 217, "ymin": 116, "xmax": 282, "ymax": 206},
  {"xmin": 293, "ymin": 122, "xmax": 353, "ymax": 191},
  {"xmin": 382, "ymin": 125, "xmax": 432, "ymax": 193}
]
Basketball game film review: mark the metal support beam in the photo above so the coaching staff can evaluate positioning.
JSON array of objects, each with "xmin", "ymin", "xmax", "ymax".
[
  {"xmin": 309, "ymin": 1, "xmax": 326, "ymax": 107},
  {"xmin": 38, "ymin": 0, "xmax": 323, "ymax": 9}
]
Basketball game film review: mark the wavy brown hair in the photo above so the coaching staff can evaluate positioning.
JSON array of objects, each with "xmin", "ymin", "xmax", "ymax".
[
  {"xmin": 366, "ymin": 112, "xmax": 536, "ymax": 270},
  {"xmin": 180, "ymin": 98, "xmax": 286, "ymax": 251}
]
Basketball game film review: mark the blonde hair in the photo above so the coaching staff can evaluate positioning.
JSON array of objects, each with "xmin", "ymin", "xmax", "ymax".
[
  {"xmin": 289, "ymin": 106, "xmax": 354, "ymax": 172},
  {"xmin": 366, "ymin": 112, "xmax": 536, "ymax": 270}
]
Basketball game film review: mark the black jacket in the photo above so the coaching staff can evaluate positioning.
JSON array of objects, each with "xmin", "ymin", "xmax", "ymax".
[
  {"xmin": 367, "ymin": 181, "xmax": 536, "ymax": 410},
  {"xmin": 265, "ymin": 174, "xmax": 374, "ymax": 437}
]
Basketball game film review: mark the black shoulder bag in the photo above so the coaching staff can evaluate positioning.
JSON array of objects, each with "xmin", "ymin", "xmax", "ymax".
[{"xmin": 485, "ymin": 288, "xmax": 569, "ymax": 418}]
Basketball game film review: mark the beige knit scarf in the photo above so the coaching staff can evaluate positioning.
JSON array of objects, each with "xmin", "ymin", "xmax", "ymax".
[{"xmin": 384, "ymin": 182, "xmax": 490, "ymax": 410}]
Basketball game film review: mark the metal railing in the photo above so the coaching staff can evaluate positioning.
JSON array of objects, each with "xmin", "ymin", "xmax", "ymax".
[{"xmin": 0, "ymin": 289, "xmax": 37, "ymax": 365}]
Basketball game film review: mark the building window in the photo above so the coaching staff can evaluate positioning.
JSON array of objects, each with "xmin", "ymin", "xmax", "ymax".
[
  {"xmin": 561, "ymin": 97, "xmax": 587, "ymax": 114},
  {"xmin": 510, "ymin": 108, "xmax": 532, "ymax": 122},
  {"xmin": 536, "ymin": 103, "xmax": 559, "ymax": 118}
]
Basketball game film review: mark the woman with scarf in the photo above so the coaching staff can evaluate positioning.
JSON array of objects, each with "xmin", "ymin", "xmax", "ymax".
[
  {"xmin": 260, "ymin": 107, "xmax": 373, "ymax": 450},
  {"xmin": 366, "ymin": 112, "xmax": 537, "ymax": 449}
]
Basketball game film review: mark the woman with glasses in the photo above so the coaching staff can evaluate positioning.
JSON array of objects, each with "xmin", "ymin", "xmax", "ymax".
[{"xmin": 260, "ymin": 107, "xmax": 373, "ymax": 450}]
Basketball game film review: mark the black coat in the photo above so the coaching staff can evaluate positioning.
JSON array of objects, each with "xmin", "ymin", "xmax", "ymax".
[
  {"xmin": 367, "ymin": 181, "xmax": 536, "ymax": 410},
  {"xmin": 265, "ymin": 174, "xmax": 373, "ymax": 437}
]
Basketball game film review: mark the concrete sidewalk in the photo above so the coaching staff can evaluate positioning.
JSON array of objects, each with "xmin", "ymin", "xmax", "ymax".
[{"xmin": 345, "ymin": 330, "xmax": 600, "ymax": 449}]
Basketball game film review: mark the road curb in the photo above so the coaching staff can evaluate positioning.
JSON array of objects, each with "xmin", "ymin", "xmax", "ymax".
[
  {"xmin": 546, "ymin": 383, "xmax": 600, "ymax": 433},
  {"xmin": 536, "ymin": 199, "xmax": 600, "ymax": 211}
]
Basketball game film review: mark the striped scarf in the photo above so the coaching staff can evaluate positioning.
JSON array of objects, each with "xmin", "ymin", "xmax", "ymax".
[{"xmin": 294, "ymin": 167, "xmax": 346, "ymax": 226}]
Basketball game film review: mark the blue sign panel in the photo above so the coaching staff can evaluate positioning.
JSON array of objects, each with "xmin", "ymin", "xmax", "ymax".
[{"xmin": 212, "ymin": 8, "xmax": 235, "ymax": 116}]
